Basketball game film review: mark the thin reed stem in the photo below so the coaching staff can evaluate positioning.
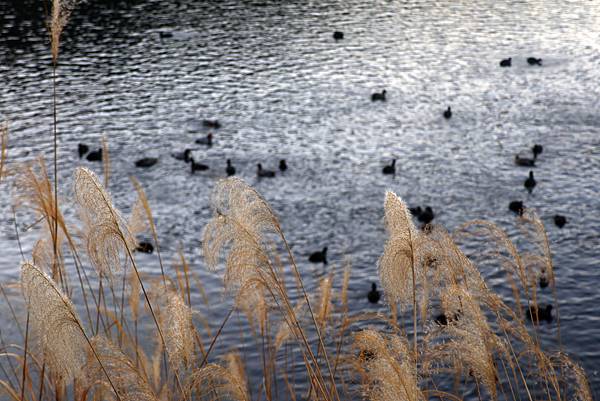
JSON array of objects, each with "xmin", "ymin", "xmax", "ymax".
[{"xmin": 19, "ymin": 309, "xmax": 29, "ymax": 401}]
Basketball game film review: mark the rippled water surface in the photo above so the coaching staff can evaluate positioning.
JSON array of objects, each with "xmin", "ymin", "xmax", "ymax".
[{"xmin": 1, "ymin": 0, "xmax": 600, "ymax": 397}]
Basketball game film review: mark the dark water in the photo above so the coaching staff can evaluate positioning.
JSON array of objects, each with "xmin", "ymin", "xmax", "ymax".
[{"xmin": 1, "ymin": 0, "xmax": 599, "ymax": 397}]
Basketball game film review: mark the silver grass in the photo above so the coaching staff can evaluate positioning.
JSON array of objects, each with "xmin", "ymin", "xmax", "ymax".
[
  {"xmin": 32, "ymin": 233, "xmax": 64, "ymax": 275},
  {"xmin": 341, "ymin": 259, "xmax": 351, "ymax": 311},
  {"xmin": 316, "ymin": 275, "xmax": 333, "ymax": 330},
  {"xmin": 427, "ymin": 285, "xmax": 506, "ymax": 399},
  {"xmin": 378, "ymin": 191, "xmax": 420, "ymax": 308},
  {"xmin": 14, "ymin": 158, "xmax": 66, "ymax": 239},
  {"xmin": 50, "ymin": 0, "xmax": 79, "ymax": 63},
  {"xmin": 21, "ymin": 261, "xmax": 87, "ymax": 383},
  {"xmin": 202, "ymin": 177, "xmax": 281, "ymax": 301},
  {"xmin": 557, "ymin": 355, "xmax": 593, "ymax": 401},
  {"xmin": 82, "ymin": 336, "xmax": 159, "ymax": 401},
  {"xmin": 274, "ymin": 299, "xmax": 307, "ymax": 351},
  {"xmin": 455, "ymin": 220, "xmax": 530, "ymax": 304},
  {"xmin": 203, "ymin": 177, "xmax": 279, "ymax": 268},
  {"xmin": 236, "ymin": 280, "xmax": 269, "ymax": 334},
  {"xmin": 163, "ymin": 291, "xmax": 194, "ymax": 369},
  {"xmin": 520, "ymin": 209, "xmax": 556, "ymax": 290},
  {"xmin": 187, "ymin": 352, "xmax": 250, "ymax": 401},
  {"xmin": 354, "ymin": 330, "xmax": 423, "ymax": 401},
  {"xmin": 128, "ymin": 196, "xmax": 148, "ymax": 239},
  {"xmin": 73, "ymin": 167, "xmax": 136, "ymax": 275}
]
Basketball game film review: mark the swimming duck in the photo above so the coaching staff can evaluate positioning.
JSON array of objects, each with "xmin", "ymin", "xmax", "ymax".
[
  {"xmin": 78, "ymin": 143, "xmax": 89, "ymax": 158},
  {"xmin": 409, "ymin": 206, "xmax": 423, "ymax": 217},
  {"xmin": 500, "ymin": 57, "xmax": 512, "ymax": 67},
  {"xmin": 202, "ymin": 119, "xmax": 221, "ymax": 129},
  {"xmin": 159, "ymin": 31, "xmax": 173, "ymax": 39},
  {"xmin": 371, "ymin": 90, "xmax": 386, "ymax": 102},
  {"xmin": 539, "ymin": 274, "xmax": 549, "ymax": 289},
  {"xmin": 418, "ymin": 206, "xmax": 434, "ymax": 224},
  {"xmin": 509, "ymin": 201, "xmax": 525, "ymax": 216},
  {"xmin": 190, "ymin": 158, "xmax": 209, "ymax": 173},
  {"xmin": 136, "ymin": 241, "xmax": 154, "ymax": 254},
  {"xmin": 524, "ymin": 171, "xmax": 536, "ymax": 192},
  {"xmin": 554, "ymin": 215, "xmax": 567, "ymax": 228},
  {"xmin": 279, "ymin": 159, "xmax": 288, "ymax": 172},
  {"xmin": 257, "ymin": 163, "xmax": 275, "ymax": 178},
  {"xmin": 333, "ymin": 31, "xmax": 344, "ymax": 40},
  {"xmin": 443, "ymin": 106, "xmax": 452, "ymax": 119},
  {"xmin": 382, "ymin": 159, "xmax": 396, "ymax": 175},
  {"xmin": 86, "ymin": 148, "xmax": 102, "ymax": 162},
  {"xmin": 526, "ymin": 304, "xmax": 553, "ymax": 324},
  {"xmin": 172, "ymin": 149, "xmax": 192, "ymax": 163},
  {"xmin": 527, "ymin": 57, "xmax": 542, "ymax": 66},
  {"xmin": 532, "ymin": 144, "xmax": 543, "ymax": 159},
  {"xmin": 226, "ymin": 159, "xmax": 236, "ymax": 176},
  {"xmin": 135, "ymin": 157, "xmax": 158, "ymax": 168},
  {"xmin": 367, "ymin": 283, "xmax": 381, "ymax": 304},
  {"xmin": 515, "ymin": 155, "xmax": 536, "ymax": 167},
  {"xmin": 195, "ymin": 133, "xmax": 213, "ymax": 146},
  {"xmin": 309, "ymin": 247, "xmax": 327, "ymax": 264}
]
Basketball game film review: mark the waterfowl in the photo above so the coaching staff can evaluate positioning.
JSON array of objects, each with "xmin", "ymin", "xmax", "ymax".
[
  {"xmin": 202, "ymin": 119, "xmax": 221, "ymax": 129},
  {"xmin": 539, "ymin": 274, "xmax": 549, "ymax": 289},
  {"xmin": 509, "ymin": 201, "xmax": 525, "ymax": 216},
  {"xmin": 527, "ymin": 57, "xmax": 542, "ymax": 66},
  {"xmin": 409, "ymin": 206, "xmax": 423, "ymax": 217},
  {"xmin": 136, "ymin": 241, "xmax": 154, "ymax": 254},
  {"xmin": 190, "ymin": 158, "xmax": 209, "ymax": 173},
  {"xmin": 309, "ymin": 247, "xmax": 327, "ymax": 264},
  {"xmin": 515, "ymin": 155, "xmax": 536, "ymax": 167},
  {"xmin": 554, "ymin": 215, "xmax": 567, "ymax": 228},
  {"xmin": 382, "ymin": 159, "xmax": 396, "ymax": 175},
  {"xmin": 172, "ymin": 149, "xmax": 192, "ymax": 163},
  {"xmin": 526, "ymin": 304, "xmax": 553, "ymax": 324},
  {"xmin": 435, "ymin": 313, "xmax": 448, "ymax": 326},
  {"xmin": 257, "ymin": 163, "xmax": 275, "ymax": 178},
  {"xmin": 371, "ymin": 90, "xmax": 386, "ymax": 102},
  {"xmin": 226, "ymin": 159, "xmax": 236, "ymax": 176},
  {"xmin": 78, "ymin": 143, "xmax": 89, "ymax": 158},
  {"xmin": 443, "ymin": 106, "xmax": 452, "ymax": 119},
  {"xmin": 367, "ymin": 283, "xmax": 381, "ymax": 304},
  {"xmin": 279, "ymin": 159, "xmax": 288, "ymax": 172},
  {"xmin": 524, "ymin": 171, "xmax": 536, "ymax": 192},
  {"xmin": 195, "ymin": 133, "xmax": 213, "ymax": 146},
  {"xmin": 86, "ymin": 148, "xmax": 102, "ymax": 162},
  {"xmin": 159, "ymin": 31, "xmax": 173, "ymax": 39},
  {"xmin": 135, "ymin": 157, "xmax": 158, "ymax": 168},
  {"xmin": 418, "ymin": 206, "xmax": 434, "ymax": 224},
  {"xmin": 333, "ymin": 31, "xmax": 344, "ymax": 40},
  {"xmin": 532, "ymin": 144, "xmax": 543, "ymax": 159},
  {"xmin": 499, "ymin": 57, "xmax": 512, "ymax": 67}
]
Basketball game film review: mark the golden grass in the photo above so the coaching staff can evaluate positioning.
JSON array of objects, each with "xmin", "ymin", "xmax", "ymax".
[{"xmin": 1, "ymin": 170, "xmax": 593, "ymax": 401}]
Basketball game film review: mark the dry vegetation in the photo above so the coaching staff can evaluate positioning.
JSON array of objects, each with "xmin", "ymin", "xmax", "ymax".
[
  {"xmin": 0, "ymin": 165, "xmax": 593, "ymax": 401},
  {"xmin": 0, "ymin": 1, "xmax": 593, "ymax": 400}
]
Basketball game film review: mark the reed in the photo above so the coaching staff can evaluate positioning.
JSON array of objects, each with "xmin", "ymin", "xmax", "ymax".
[{"xmin": 1, "ymin": 169, "xmax": 593, "ymax": 401}]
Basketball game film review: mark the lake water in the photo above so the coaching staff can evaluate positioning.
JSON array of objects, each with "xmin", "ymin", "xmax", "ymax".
[{"xmin": 1, "ymin": 0, "xmax": 599, "ymax": 398}]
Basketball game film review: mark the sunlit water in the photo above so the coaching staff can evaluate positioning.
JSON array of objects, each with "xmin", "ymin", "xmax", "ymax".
[{"xmin": 1, "ymin": 0, "xmax": 599, "ymax": 398}]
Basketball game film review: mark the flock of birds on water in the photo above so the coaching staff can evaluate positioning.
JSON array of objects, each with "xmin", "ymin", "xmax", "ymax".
[{"xmin": 74, "ymin": 31, "xmax": 563, "ymax": 326}]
